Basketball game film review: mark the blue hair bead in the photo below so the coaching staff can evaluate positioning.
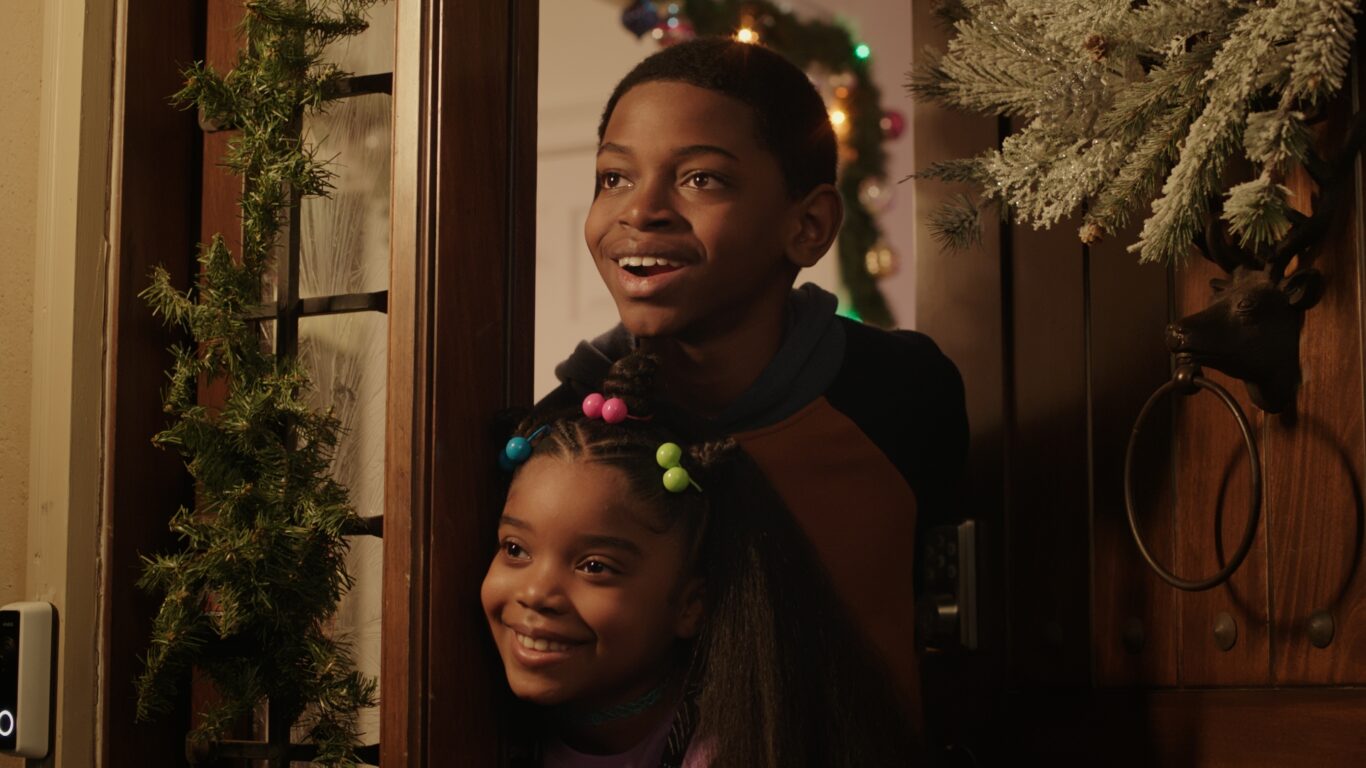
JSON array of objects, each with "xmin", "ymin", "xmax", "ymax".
[{"xmin": 505, "ymin": 436, "xmax": 532, "ymax": 463}]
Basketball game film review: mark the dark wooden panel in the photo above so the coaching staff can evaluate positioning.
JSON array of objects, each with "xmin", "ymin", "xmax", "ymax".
[
  {"xmin": 1267, "ymin": 110, "xmax": 1366, "ymax": 684},
  {"xmin": 908, "ymin": 5, "xmax": 1007, "ymax": 758},
  {"xmin": 1005, "ymin": 216, "xmax": 1091, "ymax": 687},
  {"xmin": 101, "ymin": 1, "xmax": 203, "ymax": 765},
  {"xmin": 1090, "ymin": 226, "xmax": 1180, "ymax": 687},
  {"xmin": 1003, "ymin": 689, "xmax": 1366, "ymax": 766},
  {"xmin": 1173, "ymin": 255, "xmax": 1272, "ymax": 686},
  {"xmin": 383, "ymin": 1, "xmax": 538, "ymax": 765}
]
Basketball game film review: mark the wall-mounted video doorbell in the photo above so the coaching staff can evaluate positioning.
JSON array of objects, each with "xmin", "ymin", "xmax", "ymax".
[{"xmin": 0, "ymin": 602, "xmax": 54, "ymax": 759}]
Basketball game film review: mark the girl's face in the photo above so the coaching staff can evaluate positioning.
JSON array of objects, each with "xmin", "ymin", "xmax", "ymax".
[{"xmin": 481, "ymin": 455, "xmax": 703, "ymax": 710}]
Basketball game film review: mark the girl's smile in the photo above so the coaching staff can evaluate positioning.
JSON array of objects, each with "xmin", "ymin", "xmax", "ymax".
[{"xmin": 481, "ymin": 456, "xmax": 703, "ymax": 711}]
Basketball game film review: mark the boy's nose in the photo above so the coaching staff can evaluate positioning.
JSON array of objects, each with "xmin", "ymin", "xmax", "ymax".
[{"xmin": 621, "ymin": 183, "xmax": 683, "ymax": 231}]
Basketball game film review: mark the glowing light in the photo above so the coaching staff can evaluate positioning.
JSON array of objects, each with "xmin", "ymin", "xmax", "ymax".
[
  {"xmin": 668, "ymin": 16, "xmax": 680, "ymax": 28},
  {"xmin": 735, "ymin": 27, "xmax": 759, "ymax": 44},
  {"xmin": 834, "ymin": 85, "xmax": 850, "ymax": 100},
  {"xmin": 652, "ymin": 27, "xmax": 665, "ymax": 40},
  {"xmin": 828, "ymin": 108, "xmax": 848, "ymax": 126},
  {"xmin": 854, "ymin": 43, "xmax": 871, "ymax": 60}
]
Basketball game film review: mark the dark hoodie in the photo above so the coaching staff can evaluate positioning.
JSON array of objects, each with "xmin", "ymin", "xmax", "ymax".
[{"xmin": 543, "ymin": 283, "xmax": 969, "ymax": 714}]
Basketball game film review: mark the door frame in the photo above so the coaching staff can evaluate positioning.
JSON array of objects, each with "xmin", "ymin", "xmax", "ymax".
[{"xmin": 382, "ymin": 0, "xmax": 538, "ymax": 765}]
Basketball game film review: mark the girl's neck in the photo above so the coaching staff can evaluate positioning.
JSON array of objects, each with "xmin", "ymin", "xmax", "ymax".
[{"xmin": 552, "ymin": 675, "xmax": 683, "ymax": 755}]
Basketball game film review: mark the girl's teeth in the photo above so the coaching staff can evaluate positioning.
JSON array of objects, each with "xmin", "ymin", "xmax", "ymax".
[
  {"xmin": 517, "ymin": 632, "xmax": 570, "ymax": 652},
  {"xmin": 641, "ymin": 256, "xmax": 657, "ymax": 267}
]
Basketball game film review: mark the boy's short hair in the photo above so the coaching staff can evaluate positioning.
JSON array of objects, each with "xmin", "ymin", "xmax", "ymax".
[{"xmin": 598, "ymin": 38, "xmax": 837, "ymax": 199}]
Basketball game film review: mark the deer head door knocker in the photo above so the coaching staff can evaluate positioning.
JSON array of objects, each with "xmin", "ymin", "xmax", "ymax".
[{"xmin": 1124, "ymin": 116, "xmax": 1360, "ymax": 591}]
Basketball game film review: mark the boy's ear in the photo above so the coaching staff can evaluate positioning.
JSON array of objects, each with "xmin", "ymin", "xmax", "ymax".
[
  {"xmin": 673, "ymin": 577, "xmax": 705, "ymax": 639},
  {"xmin": 786, "ymin": 183, "xmax": 843, "ymax": 269}
]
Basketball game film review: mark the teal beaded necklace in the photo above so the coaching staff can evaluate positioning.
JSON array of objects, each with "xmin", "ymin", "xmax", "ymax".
[{"xmin": 568, "ymin": 679, "xmax": 670, "ymax": 727}]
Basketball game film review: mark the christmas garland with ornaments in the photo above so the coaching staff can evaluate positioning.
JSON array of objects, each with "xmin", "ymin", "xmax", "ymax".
[{"xmin": 620, "ymin": 0, "xmax": 908, "ymax": 327}]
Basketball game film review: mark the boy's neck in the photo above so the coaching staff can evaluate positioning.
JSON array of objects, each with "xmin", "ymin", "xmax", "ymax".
[{"xmin": 646, "ymin": 291, "xmax": 788, "ymax": 419}]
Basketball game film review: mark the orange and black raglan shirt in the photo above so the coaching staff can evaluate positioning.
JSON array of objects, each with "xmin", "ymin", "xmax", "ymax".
[{"xmin": 546, "ymin": 284, "xmax": 969, "ymax": 716}]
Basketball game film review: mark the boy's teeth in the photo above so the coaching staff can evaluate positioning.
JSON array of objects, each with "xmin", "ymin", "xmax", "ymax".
[
  {"xmin": 619, "ymin": 256, "xmax": 683, "ymax": 268},
  {"xmin": 517, "ymin": 632, "xmax": 570, "ymax": 652}
]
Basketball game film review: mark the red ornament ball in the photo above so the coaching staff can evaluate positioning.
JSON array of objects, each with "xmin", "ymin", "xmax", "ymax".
[{"xmin": 880, "ymin": 110, "xmax": 906, "ymax": 140}]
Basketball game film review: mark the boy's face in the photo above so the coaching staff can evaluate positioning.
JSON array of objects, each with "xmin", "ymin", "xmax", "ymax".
[{"xmin": 585, "ymin": 81, "xmax": 799, "ymax": 342}]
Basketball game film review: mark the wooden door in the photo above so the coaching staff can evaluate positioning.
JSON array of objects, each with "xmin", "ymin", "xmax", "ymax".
[{"xmin": 912, "ymin": 6, "xmax": 1366, "ymax": 765}]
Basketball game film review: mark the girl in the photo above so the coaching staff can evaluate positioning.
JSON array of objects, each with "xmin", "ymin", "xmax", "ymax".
[{"xmin": 482, "ymin": 353, "xmax": 915, "ymax": 767}]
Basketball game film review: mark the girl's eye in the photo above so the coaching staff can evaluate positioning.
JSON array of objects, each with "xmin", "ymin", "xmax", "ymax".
[
  {"xmin": 578, "ymin": 559, "xmax": 618, "ymax": 576},
  {"xmin": 598, "ymin": 171, "xmax": 627, "ymax": 190},
  {"xmin": 501, "ymin": 540, "xmax": 528, "ymax": 560}
]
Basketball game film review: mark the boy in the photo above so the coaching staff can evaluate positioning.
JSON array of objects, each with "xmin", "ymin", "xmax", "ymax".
[{"xmin": 542, "ymin": 38, "xmax": 968, "ymax": 718}]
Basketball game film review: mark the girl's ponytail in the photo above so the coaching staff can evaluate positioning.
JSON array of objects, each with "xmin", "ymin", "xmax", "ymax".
[{"xmin": 600, "ymin": 349, "xmax": 660, "ymax": 419}]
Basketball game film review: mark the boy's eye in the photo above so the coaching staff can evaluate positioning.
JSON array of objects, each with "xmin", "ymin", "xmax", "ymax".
[
  {"xmin": 683, "ymin": 172, "xmax": 720, "ymax": 190},
  {"xmin": 598, "ymin": 171, "xmax": 628, "ymax": 190},
  {"xmin": 501, "ymin": 540, "xmax": 528, "ymax": 560}
]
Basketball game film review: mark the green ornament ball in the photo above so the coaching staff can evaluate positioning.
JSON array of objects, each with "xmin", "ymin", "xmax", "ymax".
[
  {"xmin": 662, "ymin": 466, "xmax": 691, "ymax": 493},
  {"xmin": 656, "ymin": 442, "xmax": 683, "ymax": 469}
]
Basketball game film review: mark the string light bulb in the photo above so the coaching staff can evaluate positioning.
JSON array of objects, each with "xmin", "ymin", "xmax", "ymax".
[
  {"xmin": 735, "ymin": 26, "xmax": 760, "ymax": 44},
  {"xmin": 854, "ymin": 43, "xmax": 871, "ymax": 60},
  {"xmin": 829, "ymin": 108, "xmax": 849, "ymax": 136}
]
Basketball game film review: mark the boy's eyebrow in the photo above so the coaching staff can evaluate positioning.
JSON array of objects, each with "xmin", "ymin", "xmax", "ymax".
[
  {"xmin": 672, "ymin": 144, "xmax": 740, "ymax": 162},
  {"xmin": 596, "ymin": 142, "xmax": 740, "ymax": 162},
  {"xmin": 597, "ymin": 142, "xmax": 633, "ymax": 158}
]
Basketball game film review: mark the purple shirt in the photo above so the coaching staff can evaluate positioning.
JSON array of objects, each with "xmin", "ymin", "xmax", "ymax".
[{"xmin": 542, "ymin": 716, "xmax": 709, "ymax": 768}]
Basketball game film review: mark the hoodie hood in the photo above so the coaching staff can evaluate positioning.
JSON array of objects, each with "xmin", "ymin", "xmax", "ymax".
[{"xmin": 552, "ymin": 282, "xmax": 847, "ymax": 432}]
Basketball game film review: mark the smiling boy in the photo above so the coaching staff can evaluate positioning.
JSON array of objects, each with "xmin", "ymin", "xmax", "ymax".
[{"xmin": 543, "ymin": 38, "xmax": 968, "ymax": 720}]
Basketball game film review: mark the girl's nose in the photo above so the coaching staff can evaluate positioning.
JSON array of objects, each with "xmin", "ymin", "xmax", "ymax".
[{"xmin": 515, "ymin": 563, "xmax": 568, "ymax": 614}]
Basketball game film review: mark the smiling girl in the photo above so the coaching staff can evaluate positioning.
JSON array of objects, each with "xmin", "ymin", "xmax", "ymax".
[{"xmin": 483, "ymin": 353, "xmax": 915, "ymax": 768}]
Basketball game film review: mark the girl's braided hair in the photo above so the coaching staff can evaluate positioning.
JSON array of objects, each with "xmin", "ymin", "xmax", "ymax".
[{"xmin": 501, "ymin": 350, "xmax": 916, "ymax": 767}]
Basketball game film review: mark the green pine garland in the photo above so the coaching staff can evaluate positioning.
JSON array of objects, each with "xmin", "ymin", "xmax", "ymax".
[
  {"xmin": 912, "ymin": 0, "xmax": 1360, "ymax": 265},
  {"xmin": 136, "ymin": 1, "xmax": 379, "ymax": 764},
  {"xmin": 683, "ymin": 0, "xmax": 896, "ymax": 327}
]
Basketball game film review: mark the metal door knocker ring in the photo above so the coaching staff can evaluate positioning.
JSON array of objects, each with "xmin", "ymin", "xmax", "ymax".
[{"xmin": 1124, "ymin": 363, "xmax": 1262, "ymax": 591}]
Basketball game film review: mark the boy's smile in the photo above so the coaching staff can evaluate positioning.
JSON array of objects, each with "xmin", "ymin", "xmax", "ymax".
[{"xmin": 585, "ymin": 81, "xmax": 804, "ymax": 343}]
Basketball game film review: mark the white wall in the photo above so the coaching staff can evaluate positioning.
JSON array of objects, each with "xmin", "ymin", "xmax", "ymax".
[{"xmin": 534, "ymin": 0, "xmax": 915, "ymax": 399}]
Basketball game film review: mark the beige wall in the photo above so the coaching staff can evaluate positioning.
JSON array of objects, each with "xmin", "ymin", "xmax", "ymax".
[
  {"xmin": 0, "ymin": 0, "xmax": 42, "ymax": 624},
  {"xmin": 0, "ymin": 6, "xmax": 43, "ymax": 768}
]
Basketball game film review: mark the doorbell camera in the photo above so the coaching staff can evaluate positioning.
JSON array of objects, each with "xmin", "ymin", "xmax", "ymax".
[{"xmin": 0, "ymin": 602, "xmax": 54, "ymax": 759}]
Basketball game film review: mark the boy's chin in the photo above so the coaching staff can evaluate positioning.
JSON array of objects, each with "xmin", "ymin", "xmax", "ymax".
[{"xmin": 617, "ymin": 309, "xmax": 690, "ymax": 340}]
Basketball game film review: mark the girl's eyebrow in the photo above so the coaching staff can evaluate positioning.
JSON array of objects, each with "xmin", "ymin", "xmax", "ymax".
[
  {"xmin": 499, "ymin": 515, "xmax": 643, "ymax": 557},
  {"xmin": 576, "ymin": 533, "xmax": 644, "ymax": 557}
]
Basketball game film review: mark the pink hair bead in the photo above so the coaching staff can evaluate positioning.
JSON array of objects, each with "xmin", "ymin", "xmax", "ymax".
[
  {"xmin": 582, "ymin": 393, "xmax": 605, "ymax": 419},
  {"xmin": 600, "ymin": 397, "xmax": 629, "ymax": 424}
]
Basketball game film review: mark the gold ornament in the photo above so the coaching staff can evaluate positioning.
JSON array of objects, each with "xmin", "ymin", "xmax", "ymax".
[{"xmin": 865, "ymin": 239, "xmax": 898, "ymax": 278}]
